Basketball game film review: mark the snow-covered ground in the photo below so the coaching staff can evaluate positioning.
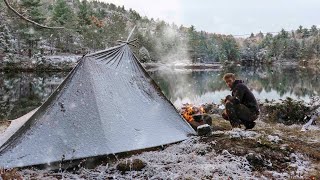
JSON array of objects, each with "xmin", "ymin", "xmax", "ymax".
[
  {"xmin": 6, "ymin": 119, "xmax": 317, "ymax": 179},
  {"xmin": 0, "ymin": 99, "xmax": 319, "ymax": 179}
]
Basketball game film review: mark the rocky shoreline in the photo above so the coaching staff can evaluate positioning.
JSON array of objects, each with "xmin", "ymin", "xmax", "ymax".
[
  {"xmin": 0, "ymin": 54, "xmax": 81, "ymax": 72},
  {"xmin": 1, "ymin": 54, "xmax": 319, "ymax": 72}
]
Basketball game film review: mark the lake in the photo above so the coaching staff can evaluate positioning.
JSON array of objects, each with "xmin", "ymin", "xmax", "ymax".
[
  {"xmin": 0, "ymin": 65, "xmax": 319, "ymax": 120},
  {"xmin": 149, "ymin": 65, "xmax": 320, "ymax": 107}
]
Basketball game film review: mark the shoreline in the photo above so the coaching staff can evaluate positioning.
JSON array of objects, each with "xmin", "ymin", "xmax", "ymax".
[
  {"xmin": 1, "ymin": 53, "xmax": 319, "ymax": 72},
  {"xmin": 0, "ymin": 60, "xmax": 318, "ymax": 73}
]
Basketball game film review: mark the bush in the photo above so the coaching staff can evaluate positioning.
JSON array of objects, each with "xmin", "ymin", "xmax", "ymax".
[{"xmin": 263, "ymin": 97, "xmax": 311, "ymax": 125}]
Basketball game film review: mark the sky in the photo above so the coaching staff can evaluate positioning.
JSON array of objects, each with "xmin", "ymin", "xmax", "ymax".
[{"xmin": 103, "ymin": 0, "xmax": 320, "ymax": 36}]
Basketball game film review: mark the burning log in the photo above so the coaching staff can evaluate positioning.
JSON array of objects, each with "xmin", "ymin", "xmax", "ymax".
[{"xmin": 180, "ymin": 104, "xmax": 212, "ymax": 130}]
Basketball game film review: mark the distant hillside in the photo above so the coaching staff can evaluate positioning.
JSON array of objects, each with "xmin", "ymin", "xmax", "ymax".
[{"xmin": 0, "ymin": 0, "xmax": 320, "ymax": 66}]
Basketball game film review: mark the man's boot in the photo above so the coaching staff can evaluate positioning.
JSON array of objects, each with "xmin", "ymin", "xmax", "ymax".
[{"xmin": 244, "ymin": 121, "xmax": 256, "ymax": 130}]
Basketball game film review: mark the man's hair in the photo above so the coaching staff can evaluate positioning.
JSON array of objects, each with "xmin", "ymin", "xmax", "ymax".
[{"xmin": 223, "ymin": 73, "xmax": 236, "ymax": 81}]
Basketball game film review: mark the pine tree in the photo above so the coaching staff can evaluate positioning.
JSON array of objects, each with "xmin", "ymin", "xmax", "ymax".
[
  {"xmin": 221, "ymin": 35, "xmax": 240, "ymax": 61},
  {"xmin": 52, "ymin": 0, "xmax": 74, "ymax": 26},
  {"xmin": 280, "ymin": 29, "xmax": 289, "ymax": 39},
  {"xmin": 302, "ymin": 28, "xmax": 310, "ymax": 38},
  {"xmin": 0, "ymin": 24, "xmax": 13, "ymax": 53},
  {"xmin": 310, "ymin": 25, "xmax": 318, "ymax": 36},
  {"xmin": 20, "ymin": 0, "xmax": 45, "ymax": 23},
  {"xmin": 78, "ymin": 0, "xmax": 92, "ymax": 26},
  {"xmin": 313, "ymin": 35, "xmax": 320, "ymax": 58},
  {"xmin": 297, "ymin": 25, "xmax": 303, "ymax": 34},
  {"xmin": 19, "ymin": 0, "xmax": 46, "ymax": 58}
]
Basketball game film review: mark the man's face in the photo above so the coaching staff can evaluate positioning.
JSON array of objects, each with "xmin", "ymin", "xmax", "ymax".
[{"xmin": 224, "ymin": 77, "xmax": 235, "ymax": 89}]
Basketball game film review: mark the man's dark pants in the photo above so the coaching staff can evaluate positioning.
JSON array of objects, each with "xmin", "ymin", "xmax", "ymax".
[{"xmin": 222, "ymin": 102, "xmax": 258, "ymax": 129}]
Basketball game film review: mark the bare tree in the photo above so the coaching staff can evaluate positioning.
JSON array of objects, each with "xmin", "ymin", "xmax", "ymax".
[{"xmin": 3, "ymin": 0, "xmax": 64, "ymax": 29}]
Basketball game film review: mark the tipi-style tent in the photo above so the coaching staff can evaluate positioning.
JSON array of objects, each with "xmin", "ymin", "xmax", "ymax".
[{"xmin": 0, "ymin": 33, "xmax": 195, "ymax": 169}]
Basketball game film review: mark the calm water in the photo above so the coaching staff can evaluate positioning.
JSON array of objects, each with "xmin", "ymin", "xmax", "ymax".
[
  {"xmin": 0, "ymin": 65, "xmax": 319, "ymax": 120},
  {"xmin": 0, "ymin": 72, "xmax": 68, "ymax": 120},
  {"xmin": 148, "ymin": 65, "xmax": 320, "ymax": 107}
]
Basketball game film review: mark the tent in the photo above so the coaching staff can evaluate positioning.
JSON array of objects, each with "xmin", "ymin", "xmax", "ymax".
[{"xmin": 0, "ymin": 40, "xmax": 195, "ymax": 169}]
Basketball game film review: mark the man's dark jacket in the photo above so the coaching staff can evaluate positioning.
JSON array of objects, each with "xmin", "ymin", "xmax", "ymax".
[{"xmin": 230, "ymin": 80, "xmax": 259, "ymax": 114}]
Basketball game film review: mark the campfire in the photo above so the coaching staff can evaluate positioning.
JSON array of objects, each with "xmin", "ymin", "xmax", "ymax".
[
  {"xmin": 180, "ymin": 103, "xmax": 206, "ymax": 122},
  {"xmin": 180, "ymin": 103, "xmax": 212, "ymax": 134}
]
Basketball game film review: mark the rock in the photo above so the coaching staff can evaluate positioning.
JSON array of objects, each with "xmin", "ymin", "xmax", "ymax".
[
  {"xmin": 246, "ymin": 153, "xmax": 265, "ymax": 171},
  {"xmin": 203, "ymin": 115, "xmax": 213, "ymax": 126},
  {"xmin": 197, "ymin": 124, "xmax": 212, "ymax": 136},
  {"xmin": 0, "ymin": 121, "xmax": 10, "ymax": 134},
  {"xmin": 116, "ymin": 159, "xmax": 146, "ymax": 172},
  {"xmin": 192, "ymin": 114, "xmax": 212, "ymax": 126}
]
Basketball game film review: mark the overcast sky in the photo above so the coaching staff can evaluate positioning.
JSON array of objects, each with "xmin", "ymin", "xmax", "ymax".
[{"xmin": 103, "ymin": 0, "xmax": 319, "ymax": 36}]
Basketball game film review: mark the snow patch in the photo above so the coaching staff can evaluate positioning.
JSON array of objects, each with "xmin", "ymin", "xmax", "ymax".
[
  {"xmin": 265, "ymin": 153, "xmax": 311, "ymax": 179},
  {"xmin": 225, "ymin": 128, "xmax": 261, "ymax": 139},
  {"xmin": 44, "ymin": 55, "xmax": 81, "ymax": 63},
  {"xmin": 20, "ymin": 137, "xmax": 256, "ymax": 179},
  {"xmin": 267, "ymin": 135, "xmax": 281, "ymax": 143},
  {"xmin": 289, "ymin": 153, "xmax": 310, "ymax": 176}
]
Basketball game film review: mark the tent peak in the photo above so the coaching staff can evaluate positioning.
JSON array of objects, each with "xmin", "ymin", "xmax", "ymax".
[
  {"xmin": 117, "ymin": 38, "xmax": 138, "ymax": 47},
  {"xmin": 116, "ymin": 26, "xmax": 138, "ymax": 47}
]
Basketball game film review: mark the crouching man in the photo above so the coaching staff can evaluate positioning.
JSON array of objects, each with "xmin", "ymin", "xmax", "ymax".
[{"xmin": 221, "ymin": 73, "xmax": 260, "ymax": 129}]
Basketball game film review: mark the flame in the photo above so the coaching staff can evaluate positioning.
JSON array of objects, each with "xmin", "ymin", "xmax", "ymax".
[
  {"xmin": 181, "ymin": 104, "xmax": 194, "ymax": 122},
  {"xmin": 200, "ymin": 106, "xmax": 205, "ymax": 114},
  {"xmin": 181, "ymin": 104, "xmax": 206, "ymax": 122}
]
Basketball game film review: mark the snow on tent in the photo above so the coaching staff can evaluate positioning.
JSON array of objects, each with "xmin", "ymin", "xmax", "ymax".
[{"xmin": 0, "ymin": 40, "xmax": 195, "ymax": 169}]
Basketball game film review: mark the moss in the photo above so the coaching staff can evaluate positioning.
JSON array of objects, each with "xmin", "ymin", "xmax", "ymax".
[
  {"xmin": 210, "ymin": 115, "xmax": 232, "ymax": 131},
  {"xmin": 116, "ymin": 159, "xmax": 147, "ymax": 172},
  {"xmin": 287, "ymin": 141, "xmax": 320, "ymax": 161},
  {"xmin": 0, "ymin": 168, "xmax": 22, "ymax": 180},
  {"xmin": 201, "ymin": 133, "xmax": 295, "ymax": 172}
]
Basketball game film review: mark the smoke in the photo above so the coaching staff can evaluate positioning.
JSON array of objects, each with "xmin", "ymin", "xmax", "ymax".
[
  {"xmin": 135, "ymin": 22, "xmax": 195, "ymax": 107},
  {"xmin": 154, "ymin": 25, "xmax": 191, "ymax": 64},
  {"xmin": 134, "ymin": 22, "xmax": 197, "ymax": 107},
  {"xmin": 135, "ymin": 21, "xmax": 191, "ymax": 64}
]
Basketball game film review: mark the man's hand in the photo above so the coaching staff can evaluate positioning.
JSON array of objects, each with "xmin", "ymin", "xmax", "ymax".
[
  {"xmin": 224, "ymin": 95, "xmax": 240, "ymax": 105},
  {"xmin": 224, "ymin": 95, "xmax": 233, "ymax": 104}
]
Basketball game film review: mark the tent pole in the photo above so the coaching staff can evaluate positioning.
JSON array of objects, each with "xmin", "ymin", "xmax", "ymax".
[{"xmin": 126, "ymin": 26, "xmax": 136, "ymax": 42}]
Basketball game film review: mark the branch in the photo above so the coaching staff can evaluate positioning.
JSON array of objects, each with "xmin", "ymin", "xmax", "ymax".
[{"xmin": 3, "ymin": 0, "xmax": 64, "ymax": 29}]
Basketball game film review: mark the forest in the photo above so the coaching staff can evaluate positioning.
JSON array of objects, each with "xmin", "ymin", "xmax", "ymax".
[{"xmin": 0, "ymin": 0, "xmax": 320, "ymax": 65}]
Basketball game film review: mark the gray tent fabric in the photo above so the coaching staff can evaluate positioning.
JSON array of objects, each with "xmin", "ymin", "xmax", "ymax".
[{"xmin": 0, "ymin": 44, "xmax": 195, "ymax": 168}]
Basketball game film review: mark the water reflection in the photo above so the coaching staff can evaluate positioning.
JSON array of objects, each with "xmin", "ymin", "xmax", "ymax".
[
  {"xmin": 149, "ymin": 65, "xmax": 320, "ymax": 107},
  {"xmin": 0, "ymin": 65, "xmax": 319, "ymax": 120},
  {"xmin": 0, "ymin": 72, "xmax": 68, "ymax": 120}
]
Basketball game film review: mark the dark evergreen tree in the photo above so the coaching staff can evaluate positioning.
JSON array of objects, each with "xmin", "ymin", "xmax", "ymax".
[
  {"xmin": 19, "ymin": 0, "xmax": 45, "ymax": 57},
  {"xmin": 78, "ymin": 0, "xmax": 92, "ymax": 26},
  {"xmin": 310, "ymin": 25, "xmax": 318, "ymax": 36},
  {"xmin": 52, "ymin": 0, "xmax": 75, "ymax": 26}
]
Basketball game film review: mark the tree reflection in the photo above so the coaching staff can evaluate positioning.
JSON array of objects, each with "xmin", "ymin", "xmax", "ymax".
[
  {"xmin": 0, "ymin": 66, "xmax": 318, "ymax": 120},
  {"xmin": 149, "ymin": 65, "xmax": 320, "ymax": 106},
  {"xmin": 0, "ymin": 72, "xmax": 67, "ymax": 120}
]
